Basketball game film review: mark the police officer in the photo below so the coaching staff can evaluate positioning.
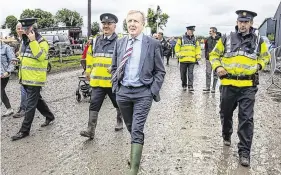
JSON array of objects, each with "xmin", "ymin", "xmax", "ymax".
[
  {"xmin": 11, "ymin": 18, "xmax": 55, "ymax": 141},
  {"xmin": 175, "ymin": 26, "xmax": 201, "ymax": 91},
  {"xmin": 209, "ymin": 10, "xmax": 270, "ymax": 166},
  {"xmin": 80, "ymin": 13, "xmax": 123, "ymax": 139}
]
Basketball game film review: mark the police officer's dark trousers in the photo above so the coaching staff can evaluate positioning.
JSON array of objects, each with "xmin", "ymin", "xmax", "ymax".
[
  {"xmin": 180, "ymin": 62, "xmax": 195, "ymax": 88},
  {"xmin": 81, "ymin": 87, "xmax": 121, "ymax": 138},
  {"xmin": 89, "ymin": 87, "xmax": 119, "ymax": 111},
  {"xmin": 220, "ymin": 85, "xmax": 258, "ymax": 156},
  {"xmin": 20, "ymin": 85, "xmax": 54, "ymax": 133}
]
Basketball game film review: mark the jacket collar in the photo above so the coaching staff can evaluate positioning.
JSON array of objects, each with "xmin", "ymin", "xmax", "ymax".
[{"xmin": 103, "ymin": 33, "xmax": 117, "ymax": 41}]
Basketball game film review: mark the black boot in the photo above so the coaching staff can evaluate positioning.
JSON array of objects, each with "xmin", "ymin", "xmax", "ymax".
[
  {"xmin": 239, "ymin": 155, "xmax": 250, "ymax": 167},
  {"xmin": 11, "ymin": 132, "xmax": 29, "ymax": 141},
  {"xmin": 41, "ymin": 118, "xmax": 55, "ymax": 127},
  {"xmin": 115, "ymin": 108, "xmax": 123, "ymax": 131},
  {"xmin": 203, "ymin": 88, "xmax": 210, "ymax": 92},
  {"xmin": 80, "ymin": 111, "xmax": 98, "ymax": 139}
]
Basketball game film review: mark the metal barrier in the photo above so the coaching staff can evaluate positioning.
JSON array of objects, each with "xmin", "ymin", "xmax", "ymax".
[{"xmin": 266, "ymin": 46, "xmax": 281, "ymax": 92}]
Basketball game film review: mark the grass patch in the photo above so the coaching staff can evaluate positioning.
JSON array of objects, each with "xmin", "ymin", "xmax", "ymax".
[
  {"xmin": 51, "ymin": 55, "xmax": 82, "ymax": 71},
  {"xmin": 50, "ymin": 55, "xmax": 82, "ymax": 62}
]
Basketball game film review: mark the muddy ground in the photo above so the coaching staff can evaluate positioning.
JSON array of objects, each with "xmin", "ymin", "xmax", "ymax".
[{"xmin": 1, "ymin": 58, "xmax": 281, "ymax": 175}]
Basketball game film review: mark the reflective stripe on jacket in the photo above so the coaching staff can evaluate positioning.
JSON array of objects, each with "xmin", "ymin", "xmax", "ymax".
[
  {"xmin": 175, "ymin": 34, "xmax": 201, "ymax": 63},
  {"xmin": 86, "ymin": 33, "xmax": 117, "ymax": 87},
  {"xmin": 209, "ymin": 30, "xmax": 270, "ymax": 87},
  {"xmin": 19, "ymin": 35, "xmax": 49, "ymax": 86}
]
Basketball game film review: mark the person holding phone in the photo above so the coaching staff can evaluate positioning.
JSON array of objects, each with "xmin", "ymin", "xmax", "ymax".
[{"xmin": 11, "ymin": 18, "xmax": 55, "ymax": 141}]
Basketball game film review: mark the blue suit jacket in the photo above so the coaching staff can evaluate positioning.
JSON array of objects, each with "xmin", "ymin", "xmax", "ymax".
[{"xmin": 111, "ymin": 34, "xmax": 166, "ymax": 102}]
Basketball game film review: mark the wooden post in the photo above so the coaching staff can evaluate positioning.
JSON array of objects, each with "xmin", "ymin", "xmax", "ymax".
[{"xmin": 59, "ymin": 45, "xmax": 63, "ymax": 63}]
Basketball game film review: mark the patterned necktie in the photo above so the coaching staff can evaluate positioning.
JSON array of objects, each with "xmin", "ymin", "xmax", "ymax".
[{"xmin": 112, "ymin": 38, "xmax": 135, "ymax": 82}]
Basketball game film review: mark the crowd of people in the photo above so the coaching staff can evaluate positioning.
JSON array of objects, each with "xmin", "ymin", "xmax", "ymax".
[{"xmin": 1, "ymin": 8, "xmax": 271, "ymax": 175}]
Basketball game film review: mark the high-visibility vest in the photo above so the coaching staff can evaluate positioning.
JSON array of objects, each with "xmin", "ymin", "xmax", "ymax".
[
  {"xmin": 175, "ymin": 35, "xmax": 201, "ymax": 63},
  {"xmin": 19, "ymin": 36, "xmax": 49, "ymax": 86},
  {"xmin": 209, "ymin": 31, "xmax": 271, "ymax": 87},
  {"xmin": 86, "ymin": 33, "xmax": 117, "ymax": 87}
]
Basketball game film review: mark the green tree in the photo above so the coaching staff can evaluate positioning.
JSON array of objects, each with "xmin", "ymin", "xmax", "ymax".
[
  {"xmin": 3, "ymin": 15, "xmax": 18, "ymax": 37},
  {"xmin": 196, "ymin": 35, "xmax": 207, "ymax": 41},
  {"xmin": 55, "ymin": 8, "xmax": 83, "ymax": 27},
  {"xmin": 123, "ymin": 19, "xmax": 128, "ymax": 33},
  {"xmin": 20, "ymin": 9, "xmax": 55, "ymax": 28},
  {"xmin": 91, "ymin": 22, "xmax": 100, "ymax": 36},
  {"xmin": 147, "ymin": 6, "xmax": 169, "ymax": 34}
]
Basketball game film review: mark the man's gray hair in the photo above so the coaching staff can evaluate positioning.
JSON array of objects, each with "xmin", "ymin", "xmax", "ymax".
[
  {"xmin": 127, "ymin": 10, "xmax": 146, "ymax": 24},
  {"xmin": 16, "ymin": 22, "xmax": 22, "ymax": 28}
]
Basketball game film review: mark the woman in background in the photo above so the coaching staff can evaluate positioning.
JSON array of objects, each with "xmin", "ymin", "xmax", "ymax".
[{"xmin": 1, "ymin": 39, "xmax": 16, "ymax": 117}]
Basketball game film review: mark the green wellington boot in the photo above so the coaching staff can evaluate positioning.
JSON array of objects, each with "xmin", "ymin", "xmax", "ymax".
[{"xmin": 129, "ymin": 143, "xmax": 143, "ymax": 175}]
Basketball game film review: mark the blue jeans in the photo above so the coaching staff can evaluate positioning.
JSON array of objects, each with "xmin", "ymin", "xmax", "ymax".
[{"xmin": 20, "ymin": 85, "xmax": 27, "ymax": 110}]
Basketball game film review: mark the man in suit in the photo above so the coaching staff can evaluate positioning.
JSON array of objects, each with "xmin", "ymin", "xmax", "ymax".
[{"xmin": 111, "ymin": 10, "xmax": 165, "ymax": 175}]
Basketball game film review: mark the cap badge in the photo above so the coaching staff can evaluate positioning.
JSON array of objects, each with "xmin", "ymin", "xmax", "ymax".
[
  {"xmin": 243, "ymin": 12, "xmax": 247, "ymax": 16},
  {"xmin": 105, "ymin": 16, "xmax": 108, "ymax": 19}
]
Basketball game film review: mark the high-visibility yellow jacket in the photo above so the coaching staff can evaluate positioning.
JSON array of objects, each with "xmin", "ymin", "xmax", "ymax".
[
  {"xmin": 209, "ymin": 30, "xmax": 270, "ymax": 87},
  {"xmin": 175, "ymin": 34, "xmax": 201, "ymax": 63},
  {"xmin": 118, "ymin": 33, "xmax": 123, "ymax": 38},
  {"xmin": 19, "ymin": 35, "xmax": 49, "ymax": 86},
  {"xmin": 86, "ymin": 33, "xmax": 117, "ymax": 87}
]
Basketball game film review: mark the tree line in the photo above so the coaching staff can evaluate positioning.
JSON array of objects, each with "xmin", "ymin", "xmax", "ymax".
[
  {"xmin": 1, "ymin": 8, "xmax": 84, "ymax": 37},
  {"xmin": 2, "ymin": 6, "xmax": 171, "ymax": 38}
]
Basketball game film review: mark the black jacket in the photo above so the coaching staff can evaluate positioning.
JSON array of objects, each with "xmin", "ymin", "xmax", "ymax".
[
  {"xmin": 205, "ymin": 35, "xmax": 221, "ymax": 60},
  {"xmin": 160, "ymin": 39, "xmax": 172, "ymax": 57}
]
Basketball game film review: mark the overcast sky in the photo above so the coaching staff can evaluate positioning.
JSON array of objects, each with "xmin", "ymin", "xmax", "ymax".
[{"xmin": 0, "ymin": 0, "xmax": 280, "ymax": 36}]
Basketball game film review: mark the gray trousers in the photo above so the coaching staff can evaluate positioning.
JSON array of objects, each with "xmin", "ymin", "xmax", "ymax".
[
  {"xmin": 180, "ymin": 63, "xmax": 195, "ymax": 88},
  {"xmin": 206, "ymin": 60, "xmax": 218, "ymax": 89},
  {"xmin": 116, "ymin": 85, "xmax": 153, "ymax": 145},
  {"xmin": 220, "ymin": 85, "xmax": 258, "ymax": 156}
]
